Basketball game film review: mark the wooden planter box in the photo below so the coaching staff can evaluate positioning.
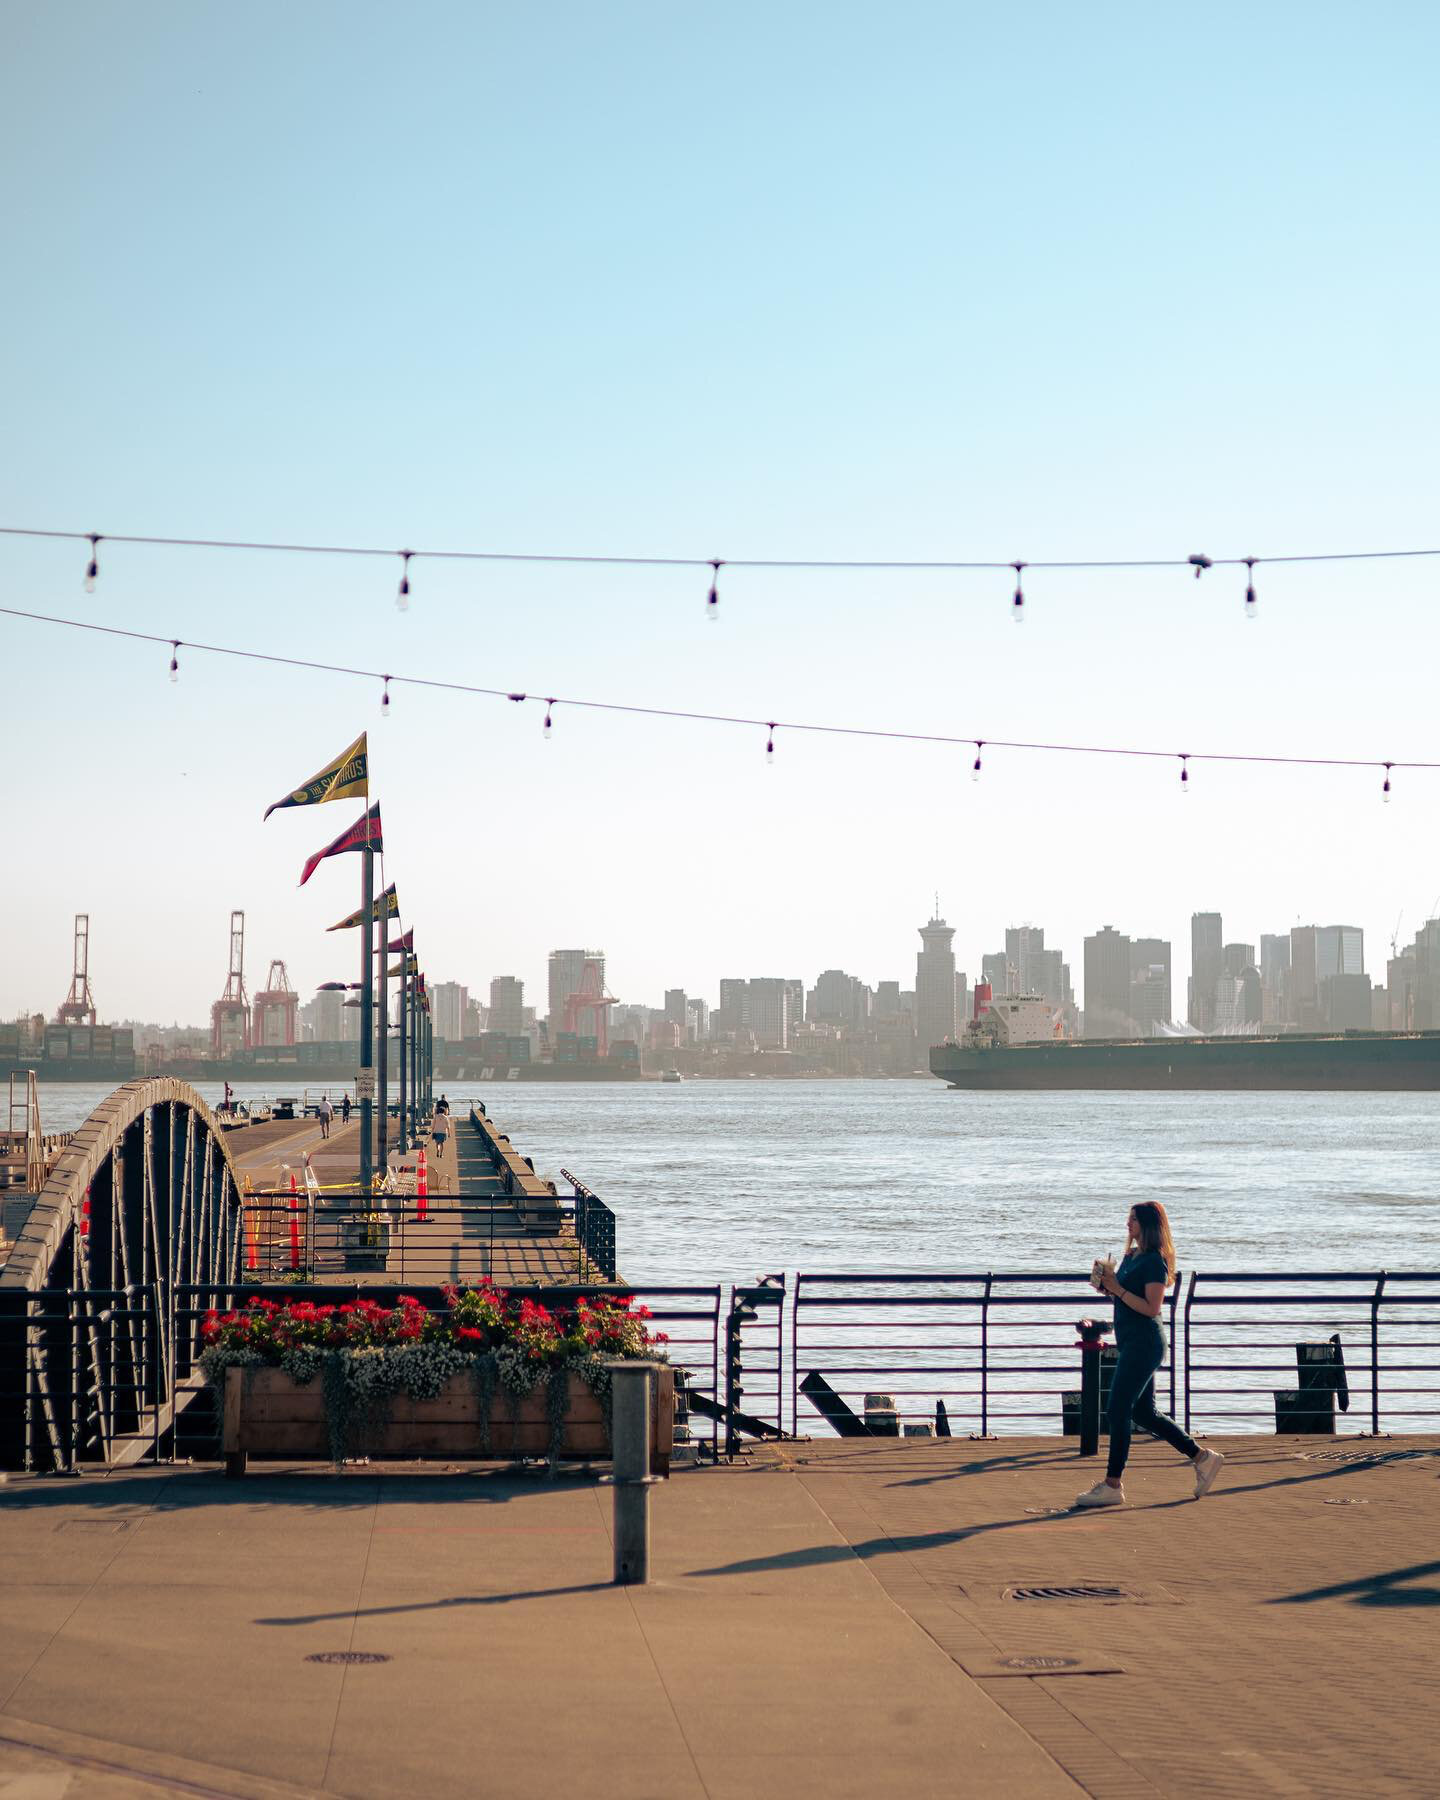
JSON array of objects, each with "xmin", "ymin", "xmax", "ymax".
[{"xmin": 221, "ymin": 1364, "xmax": 673, "ymax": 1478}]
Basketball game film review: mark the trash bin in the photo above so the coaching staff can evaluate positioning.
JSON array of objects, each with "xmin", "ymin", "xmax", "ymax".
[
  {"xmin": 863, "ymin": 1393, "xmax": 899, "ymax": 1436},
  {"xmin": 1275, "ymin": 1335, "xmax": 1348, "ymax": 1433},
  {"xmin": 1062, "ymin": 1347, "xmax": 1117, "ymax": 1436}
]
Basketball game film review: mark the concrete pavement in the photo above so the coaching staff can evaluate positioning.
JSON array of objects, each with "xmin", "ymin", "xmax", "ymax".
[{"xmin": 3, "ymin": 1432, "xmax": 1437, "ymax": 1797}]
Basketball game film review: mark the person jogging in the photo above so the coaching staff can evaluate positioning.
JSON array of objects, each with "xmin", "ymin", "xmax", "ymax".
[
  {"xmin": 1075, "ymin": 1200, "xmax": 1225, "ymax": 1508},
  {"xmin": 318, "ymin": 1095, "xmax": 333, "ymax": 1140}
]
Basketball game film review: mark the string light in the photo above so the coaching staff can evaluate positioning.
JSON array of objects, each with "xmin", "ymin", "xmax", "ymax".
[
  {"xmin": 169, "ymin": 641, "xmax": 180, "ymax": 684},
  {"xmin": 4, "ymin": 604, "xmax": 1436, "ymax": 793},
  {"xmin": 396, "ymin": 551, "xmax": 412, "ymax": 612},
  {"xmin": 1383, "ymin": 763, "xmax": 1393, "ymax": 803},
  {"xmin": 765, "ymin": 722, "xmax": 776, "ymax": 763},
  {"xmin": 84, "ymin": 535, "xmax": 100, "ymax": 594},
  {"xmin": 543, "ymin": 699, "xmax": 555, "ymax": 738},
  {"xmin": 1012, "ymin": 562, "xmax": 1025, "ymax": 625},
  {"xmin": 1244, "ymin": 558, "xmax": 1258, "ymax": 620},
  {"xmin": 707, "ymin": 559, "xmax": 722, "ymax": 621},
  {"xmin": 1180, "ymin": 754, "xmax": 1190, "ymax": 795},
  {"xmin": 1188, "ymin": 554, "xmax": 1212, "ymax": 579},
  {"xmin": 380, "ymin": 675, "xmax": 391, "ymax": 718}
]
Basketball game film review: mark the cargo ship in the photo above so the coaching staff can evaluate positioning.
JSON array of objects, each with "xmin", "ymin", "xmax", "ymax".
[{"xmin": 930, "ymin": 989, "xmax": 1440, "ymax": 1091}]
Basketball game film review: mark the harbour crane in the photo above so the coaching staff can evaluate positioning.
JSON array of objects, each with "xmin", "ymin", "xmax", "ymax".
[{"xmin": 56, "ymin": 914, "xmax": 97, "ymax": 1026}]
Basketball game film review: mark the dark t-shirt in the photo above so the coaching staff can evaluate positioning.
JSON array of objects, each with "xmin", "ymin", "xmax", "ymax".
[{"xmin": 1113, "ymin": 1249, "xmax": 1168, "ymax": 1345}]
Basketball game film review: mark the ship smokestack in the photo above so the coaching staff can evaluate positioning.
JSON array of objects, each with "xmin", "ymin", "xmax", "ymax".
[{"xmin": 974, "ymin": 981, "xmax": 992, "ymax": 1020}]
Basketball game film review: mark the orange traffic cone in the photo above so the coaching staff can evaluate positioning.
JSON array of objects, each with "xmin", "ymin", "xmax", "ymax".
[{"xmin": 416, "ymin": 1147, "xmax": 428, "ymax": 1222}]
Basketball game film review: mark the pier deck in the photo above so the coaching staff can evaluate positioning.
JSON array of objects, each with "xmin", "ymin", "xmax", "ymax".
[
  {"xmin": 228, "ymin": 1111, "xmax": 597, "ymax": 1287},
  {"xmin": 1, "ymin": 1432, "xmax": 1435, "ymax": 1798}
]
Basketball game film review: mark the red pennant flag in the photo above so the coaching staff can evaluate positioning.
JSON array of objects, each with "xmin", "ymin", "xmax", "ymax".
[
  {"xmin": 299, "ymin": 803, "xmax": 381, "ymax": 888},
  {"xmin": 386, "ymin": 928, "xmax": 414, "ymax": 953}
]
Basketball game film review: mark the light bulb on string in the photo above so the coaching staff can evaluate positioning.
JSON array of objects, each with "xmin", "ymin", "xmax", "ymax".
[
  {"xmin": 1179, "ymin": 754, "xmax": 1190, "ymax": 795},
  {"xmin": 168, "ymin": 641, "xmax": 180, "ymax": 684},
  {"xmin": 971, "ymin": 741, "xmax": 983, "ymax": 782},
  {"xmin": 1382, "ymin": 763, "xmax": 1393, "ymax": 804},
  {"xmin": 765, "ymin": 723, "xmax": 776, "ymax": 764},
  {"xmin": 1188, "ymin": 554, "xmax": 1212, "ymax": 579},
  {"xmin": 396, "ymin": 551, "xmax": 412, "ymax": 612},
  {"xmin": 543, "ymin": 699, "xmax": 555, "ymax": 739},
  {"xmin": 380, "ymin": 675, "xmax": 391, "ymax": 719},
  {"xmin": 1244, "ymin": 559, "xmax": 1257, "ymax": 620},
  {"xmin": 707, "ymin": 559, "xmax": 722, "ymax": 622},
  {"xmin": 84, "ymin": 534, "xmax": 100, "ymax": 594},
  {"xmin": 1012, "ymin": 562, "xmax": 1025, "ymax": 624}
]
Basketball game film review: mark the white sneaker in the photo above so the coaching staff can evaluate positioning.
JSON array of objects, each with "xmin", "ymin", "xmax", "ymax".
[
  {"xmin": 1192, "ymin": 1448, "xmax": 1225, "ymax": 1499},
  {"xmin": 1073, "ymin": 1481, "xmax": 1125, "ymax": 1508}
]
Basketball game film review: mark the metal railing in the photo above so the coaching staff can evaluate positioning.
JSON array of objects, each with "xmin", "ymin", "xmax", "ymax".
[{"xmin": 561, "ymin": 1169, "xmax": 618, "ymax": 1281}]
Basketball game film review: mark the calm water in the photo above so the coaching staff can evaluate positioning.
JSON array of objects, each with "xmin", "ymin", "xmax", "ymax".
[{"xmin": 35, "ymin": 1078, "xmax": 1440, "ymax": 1287}]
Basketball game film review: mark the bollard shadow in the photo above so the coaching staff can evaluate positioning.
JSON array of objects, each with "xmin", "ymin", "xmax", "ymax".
[
  {"xmin": 255, "ymin": 1581, "xmax": 614, "ymax": 1626},
  {"xmin": 1268, "ymin": 1559, "xmax": 1440, "ymax": 1609},
  {"xmin": 0, "ymin": 1466, "xmax": 575, "ymax": 1514}
]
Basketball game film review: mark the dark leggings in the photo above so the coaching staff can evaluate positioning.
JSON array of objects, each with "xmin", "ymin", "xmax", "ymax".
[{"xmin": 1107, "ymin": 1331, "xmax": 1200, "ymax": 1480}]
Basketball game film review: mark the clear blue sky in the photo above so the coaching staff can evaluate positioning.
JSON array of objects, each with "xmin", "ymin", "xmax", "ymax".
[{"xmin": 3, "ymin": 2, "xmax": 1437, "ymax": 1022}]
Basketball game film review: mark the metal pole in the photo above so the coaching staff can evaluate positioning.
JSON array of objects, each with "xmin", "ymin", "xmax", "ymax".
[
  {"xmin": 408, "ymin": 962, "xmax": 417, "ymax": 1143},
  {"xmin": 607, "ymin": 1361, "xmax": 657, "ymax": 1584},
  {"xmin": 397, "ymin": 955, "xmax": 407, "ymax": 1152},
  {"xmin": 1076, "ymin": 1316, "xmax": 1110, "ymax": 1458},
  {"xmin": 359, "ymin": 840, "xmax": 374, "ymax": 1199},
  {"xmin": 377, "ymin": 937, "xmax": 389, "ymax": 1171}
]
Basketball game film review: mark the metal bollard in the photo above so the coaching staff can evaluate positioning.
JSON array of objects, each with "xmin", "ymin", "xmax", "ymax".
[
  {"xmin": 607, "ymin": 1361, "xmax": 660, "ymax": 1584},
  {"xmin": 1075, "ymin": 1317, "xmax": 1113, "ymax": 1458}
]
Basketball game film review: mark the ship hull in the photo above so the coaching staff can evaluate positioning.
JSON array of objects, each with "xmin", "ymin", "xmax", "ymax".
[{"xmin": 930, "ymin": 1033, "xmax": 1440, "ymax": 1092}]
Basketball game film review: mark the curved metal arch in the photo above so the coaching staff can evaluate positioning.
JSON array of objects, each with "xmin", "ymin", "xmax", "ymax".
[{"xmin": 1, "ymin": 1079, "xmax": 247, "ymax": 1294}]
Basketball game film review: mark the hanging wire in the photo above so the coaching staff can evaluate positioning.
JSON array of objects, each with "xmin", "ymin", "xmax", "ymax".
[
  {"xmin": 2, "ymin": 605, "xmax": 1435, "ymax": 783},
  {"xmin": 84, "ymin": 534, "xmax": 100, "ymax": 594}
]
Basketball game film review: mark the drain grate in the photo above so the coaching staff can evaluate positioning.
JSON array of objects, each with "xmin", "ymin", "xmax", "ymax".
[
  {"xmin": 1006, "ymin": 1583, "xmax": 1135, "ymax": 1603},
  {"xmin": 305, "ymin": 1651, "xmax": 391, "ymax": 1665},
  {"xmin": 1296, "ymin": 1449, "xmax": 1435, "ymax": 1469},
  {"xmin": 1323, "ymin": 1497, "xmax": 1370, "ymax": 1506}
]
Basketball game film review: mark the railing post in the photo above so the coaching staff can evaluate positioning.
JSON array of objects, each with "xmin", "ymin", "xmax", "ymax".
[
  {"xmin": 1183, "ymin": 1272, "xmax": 1197, "ymax": 1435},
  {"xmin": 980, "ymin": 1274, "xmax": 993, "ymax": 1438},
  {"xmin": 607, "ymin": 1361, "xmax": 658, "ymax": 1584},
  {"xmin": 1371, "ymin": 1270, "xmax": 1387, "ymax": 1436},
  {"xmin": 1075, "ymin": 1315, "xmax": 1111, "ymax": 1458}
]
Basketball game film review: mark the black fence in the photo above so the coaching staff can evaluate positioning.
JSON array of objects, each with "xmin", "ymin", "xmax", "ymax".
[
  {"xmin": 561, "ymin": 1169, "xmax": 618, "ymax": 1282},
  {"xmin": 5, "ymin": 1267, "xmax": 1438, "ymax": 1473}
]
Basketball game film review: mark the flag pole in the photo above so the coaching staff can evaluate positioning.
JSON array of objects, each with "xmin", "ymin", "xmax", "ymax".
[
  {"xmin": 359, "ymin": 820, "xmax": 374, "ymax": 1198},
  {"xmin": 396, "ymin": 949, "xmax": 407, "ymax": 1152},
  {"xmin": 377, "ymin": 925, "xmax": 389, "ymax": 1172}
]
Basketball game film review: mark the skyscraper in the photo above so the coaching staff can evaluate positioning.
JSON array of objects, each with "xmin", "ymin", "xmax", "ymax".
[
  {"xmin": 1083, "ymin": 927, "xmax": 1133, "ymax": 1037},
  {"xmin": 488, "ymin": 977, "xmax": 525, "ymax": 1035},
  {"xmin": 1189, "ymin": 913, "xmax": 1223, "ymax": 1031},
  {"xmin": 1129, "ymin": 937, "xmax": 1172, "ymax": 1035},
  {"xmin": 547, "ymin": 948, "xmax": 603, "ymax": 1037},
  {"xmin": 747, "ymin": 978, "xmax": 791, "ymax": 1049},
  {"xmin": 916, "ymin": 913, "xmax": 958, "ymax": 1049},
  {"xmin": 431, "ymin": 982, "xmax": 468, "ymax": 1045}
]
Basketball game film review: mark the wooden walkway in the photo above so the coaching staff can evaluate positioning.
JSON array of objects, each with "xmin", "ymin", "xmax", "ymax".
[{"xmin": 227, "ymin": 1108, "xmax": 599, "ymax": 1288}]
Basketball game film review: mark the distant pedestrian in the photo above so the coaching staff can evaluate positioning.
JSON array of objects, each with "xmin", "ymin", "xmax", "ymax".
[
  {"xmin": 437, "ymin": 1094, "xmax": 450, "ymax": 1115},
  {"xmin": 341, "ymin": 1093, "xmax": 351, "ymax": 1125},
  {"xmin": 432, "ymin": 1111, "xmax": 449, "ymax": 1156},
  {"xmin": 318, "ymin": 1096, "xmax": 333, "ymax": 1141},
  {"xmin": 1075, "ymin": 1201, "xmax": 1225, "ymax": 1508}
]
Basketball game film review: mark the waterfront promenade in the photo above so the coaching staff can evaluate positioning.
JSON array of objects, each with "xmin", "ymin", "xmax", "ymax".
[{"xmin": 2, "ymin": 1432, "xmax": 1435, "ymax": 1798}]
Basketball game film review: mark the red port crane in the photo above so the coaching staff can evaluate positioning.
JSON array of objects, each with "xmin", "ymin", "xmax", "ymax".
[
  {"xmin": 210, "ymin": 911, "xmax": 251, "ymax": 1058},
  {"xmin": 562, "ymin": 957, "xmax": 618, "ymax": 1056},
  {"xmin": 252, "ymin": 960, "xmax": 298, "ymax": 1047},
  {"xmin": 56, "ymin": 914, "xmax": 97, "ymax": 1026}
]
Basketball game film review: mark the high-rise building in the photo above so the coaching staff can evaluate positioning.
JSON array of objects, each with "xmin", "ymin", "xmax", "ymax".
[
  {"xmin": 488, "ymin": 977, "xmax": 525, "ymax": 1036},
  {"xmin": 981, "ymin": 951, "xmax": 1010, "ymax": 995},
  {"xmin": 431, "ymin": 981, "xmax": 468, "ymax": 1045},
  {"xmin": 715, "ymin": 978, "xmax": 749, "ymax": 1037},
  {"xmin": 1084, "ymin": 927, "xmax": 1133, "ymax": 1037},
  {"xmin": 810, "ymin": 970, "xmax": 870, "ymax": 1028},
  {"xmin": 747, "ymin": 978, "xmax": 792, "ymax": 1049},
  {"xmin": 1316, "ymin": 925, "xmax": 1364, "ymax": 979},
  {"xmin": 954, "ymin": 969, "xmax": 969, "ymax": 1027},
  {"xmin": 687, "ymin": 997, "xmax": 709, "ymax": 1041},
  {"xmin": 1129, "ymin": 938, "xmax": 1172, "ymax": 1035},
  {"xmin": 1291, "ymin": 925, "xmax": 1363, "ymax": 1028},
  {"xmin": 916, "ymin": 913, "xmax": 958, "ymax": 1049},
  {"xmin": 1260, "ymin": 934, "xmax": 1291, "ymax": 1025},
  {"xmin": 547, "ymin": 948, "xmax": 603, "ymax": 1037},
  {"xmin": 664, "ymin": 989, "xmax": 689, "ymax": 1033},
  {"xmin": 873, "ymin": 980, "xmax": 902, "ymax": 1020},
  {"xmin": 1222, "ymin": 943, "xmax": 1257, "ymax": 979},
  {"xmin": 1189, "ymin": 913, "xmax": 1223, "ymax": 1031},
  {"xmin": 309, "ymin": 986, "xmax": 361, "ymax": 1043}
]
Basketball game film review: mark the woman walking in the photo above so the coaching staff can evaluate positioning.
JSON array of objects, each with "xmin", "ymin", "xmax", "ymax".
[{"xmin": 1075, "ymin": 1200, "xmax": 1225, "ymax": 1507}]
